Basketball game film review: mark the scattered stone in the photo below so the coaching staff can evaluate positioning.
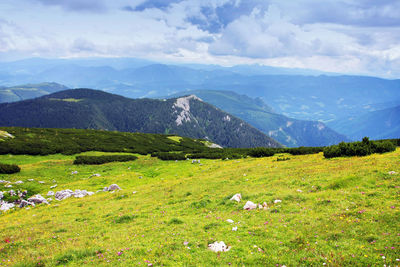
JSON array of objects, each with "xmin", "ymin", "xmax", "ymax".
[
  {"xmin": 230, "ymin": 193, "xmax": 242, "ymax": 202},
  {"xmin": 208, "ymin": 241, "xmax": 231, "ymax": 252},
  {"xmin": 388, "ymin": 171, "xmax": 397, "ymax": 175},
  {"xmin": 14, "ymin": 181, "xmax": 23, "ymax": 184},
  {"xmin": 50, "ymin": 185, "xmax": 57, "ymax": 189},
  {"xmin": 4, "ymin": 184, "xmax": 12, "ymax": 188},
  {"xmin": 262, "ymin": 202, "xmax": 268, "ymax": 210},
  {"xmin": 0, "ymin": 180, "xmax": 10, "ymax": 183},
  {"xmin": 38, "ymin": 181, "xmax": 45, "ymax": 184},
  {"xmin": 107, "ymin": 184, "xmax": 121, "ymax": 191},
  {"xmin": 47, "ymin": 191, "xmax": 55, "ymax": 196},
  {"xmin": 232, "ymin": 227, "xmax": 238, "ymax": 231},
  {"xmin": 274, "ymin": 199, "xmax": 282, "ymax": 204},
  {"xmin": 89, "ymin": 174, "xmax": 101, "ymax": 178},
  {"xmin": 71, "ymin": 171, "xmax": 78, "ymax": 175},
  {"xmin": 47, "ymin": 198, "xmax": 53, "ymax": 202},
  {"xmin": 19, "ymin": 200, "xmax": 35, "ymax": 208},
  {"xmin": 132, "ymin": 191, "xmax": 137, "ymax": 194},
  {"xmin": 191, "ymin": 159, "xmax": 200, "ymax": 164},
  {"xmin": 55, "ymin": 190, "xmax": 74, "ymax": 200},
  {"xmin": 9, "ymin": 190, "xmax": 16, "ymax": 196},
  {"xmin": 0, "ymin": 192, "xmax": 3, "ymax": 200},
  {"xmin": 27, "ymin": 179, "xmax": 34, "ymax": 182},
  {"xmin": 243, "ymin": 201, "xmax": 257, "ymax": 210},
  {"xmin": 139, "ymin": 176, "xmax": 143, "ymax": 179},
  {"xmin": 28, "ymin": 194, "xmax": 48, "ymax": 204},
  {"xmin": 0, "ymin": 201, "xmax": 15, "ymax": 211},
  {"xmin": 296, "ymin": 189, "xmax": 303, "ymax": 193},
  {"xmin": 226, "ymin": 219, "xmax": 234, "ymax": 223}
]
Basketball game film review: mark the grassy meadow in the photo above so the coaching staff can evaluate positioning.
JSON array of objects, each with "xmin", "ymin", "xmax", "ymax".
[{"xmin": 0, "ymin": 149, "xmax": 399, "ymax": 266}]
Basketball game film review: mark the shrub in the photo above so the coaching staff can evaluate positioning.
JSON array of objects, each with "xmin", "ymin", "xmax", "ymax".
[
  {"xmin": 153, "ymin": 152, "xmax": 186, "ymax": 161},
  {"xmin": 247, "ymin": 147, "xmax": 275, "ymax": 158},
  {"xmin": 323, "ymin": 137, "xmax": 396, "ymax": 158},
  {"xmin": 0, "ymin": 163, "xmax": 21, "ymax": 174},
  {"xmin": 73, "ymin": 155, "xmax": 137, "ymax": 165}
]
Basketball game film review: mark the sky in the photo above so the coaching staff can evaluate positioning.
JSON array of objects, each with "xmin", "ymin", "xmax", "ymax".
[{"xmin": 0, "ymin": 0, "xmax": 400, "ymax": 77}]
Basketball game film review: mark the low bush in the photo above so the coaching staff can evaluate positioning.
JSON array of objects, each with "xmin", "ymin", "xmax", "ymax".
[
  {"xmin": 152, "ymin": 152, "xmax": 186, "ymax": 161},
  {"xmin": 73, "ymin": 155, "xmax": 137, "ymax": 165},
  {"xmin": 247, "ymin": 147, "xmax": 275, "ymax": 158},
  {"xmin": 323, "ymin": 137, "xmax": 396, "ymax": 158},
  {"xmin": 0, "ymin": 163, "xmax": 21, "ymax": 174}
]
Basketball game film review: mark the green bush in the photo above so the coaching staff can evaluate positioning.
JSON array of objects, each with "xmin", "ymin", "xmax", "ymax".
[
  {"xmin": 0, "ymin": 163, "xmax": 21, "ymax": 174},
  {"xmin": 152, "ymin": 152, "xmax": 186, "ymax": 161},
  {"xmin": 323, "ymin": 137, "xmax": 396, "ymax": 158},
  {"xmin": 247, "ymin": 147, "xmax": 275, "ymax": 158},
  {"xmin": 73, "ymin": 155, "xmax": 138, "ymax": 165}
]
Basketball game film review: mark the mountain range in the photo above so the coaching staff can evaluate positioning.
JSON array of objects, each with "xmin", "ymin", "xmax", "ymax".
[
  {"xmin": 0, "ymin": 57, "xmax": 399, "ymax": 142},
  {"xmin": 0, "ymin": 89, "xmax": 281, "ymax": 148},
  {"xmin": 169, "ymin": 90, "xmax": 348, "ymax": 147}
]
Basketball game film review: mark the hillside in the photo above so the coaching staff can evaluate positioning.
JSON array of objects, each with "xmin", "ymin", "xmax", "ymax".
[
  {"xmin": 328, "ymin": 105, "xmax": 400, "ymax": 140},
  {"xmin": 170, "ymin": 90, "xmax": 348, "ymax": 147},
  {"xmin": 0, "ymin": 146, "xmax": 398, "ymax": 265},
  {"xmin": 0, "ymin": 82, "xmax": 69, "ymax": 103},
  {"xmin": 0, "ymin": 89, "xmax": 281, "ymax": 148}
]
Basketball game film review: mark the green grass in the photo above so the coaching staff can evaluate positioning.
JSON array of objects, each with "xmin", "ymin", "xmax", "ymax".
[{"xmin": 0, "ymin": 149, "xmax": 399, "ymax": 266}]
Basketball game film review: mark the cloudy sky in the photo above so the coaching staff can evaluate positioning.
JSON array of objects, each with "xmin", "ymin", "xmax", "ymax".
[{"xmin": 1, "ymin": 0, "xmax": 400, "ymax": 77}]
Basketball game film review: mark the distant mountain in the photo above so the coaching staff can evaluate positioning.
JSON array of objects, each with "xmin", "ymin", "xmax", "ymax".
[
  {"xmin": 0, "ymin": 89, "xmax": 281, "ymax": 148},
  {"xmin": 1, "ymin": 57, "xmax": 399, "ymax": 124},
  {"xmin": 169, "ymin": 90, "xmax": 348, "ymax": 147},
  {"xmin": 328, "ymin": 105, "xmax": 400, "ymax": 140},
  {"xmin": 0, "ymin": 83, "xmax": 69, "ymax": 103}
]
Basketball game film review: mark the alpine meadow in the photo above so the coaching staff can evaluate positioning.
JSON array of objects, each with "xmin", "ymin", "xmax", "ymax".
[{"xmin": 1, "ymin": 0, "xmax": 400, "ymax": 266}]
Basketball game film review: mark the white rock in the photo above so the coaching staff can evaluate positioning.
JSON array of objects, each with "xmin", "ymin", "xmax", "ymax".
[
  {"xmin": 274, "ymin": 199, "xmax": 282, "ymax": 204},
  {"xmin": 27, "ymin": 179, "xmax": 34, "ymax": 182},
  {"xmin": 19, "ymin": 200, "xmax": 35, "ymax": 208},
  {"xmin": 226, "ymin": 219, "xmax": 234, "ymax": 223},
  {"xmin": 232, "ymin": 227, "xmax": 238, "ymax": 231},
  {"xmin": 50, "ymin": 184, "xmax": 57, "ymax": 189},
  {"xmin": 28, "ymin": 194, "xmax": 48, "ymax": 204},
  {"xmin": 296, "ymin": 189, "xmax": 303, "ymax": 193},
  {"xmin": 132, "ymin": 191, "xmax": 137, "ymax": 194},
  {"xmin": 108, "ymin": 184, "xmax": 121, "ymax": 191},
  {"xmin": 71, "ymin": 171, "xmax": 78, "ymax": 175},
  {"xmin": 208, "ymin": 241, "xmax": 231, "ymax": 252},
  {"xmin": 243, "ymin": 201, "xmax": 257, "ymax": 210},
  {"xmin": 0, "ymin": 201, "xmax": 15, "ymax": 211},
  {"xmin": 4, "ymin": 184, "xmax": 12, "ymax": 188},
  {"xmin": 38, "ymin": 181, "xmax": 45, "ymax": 184},
  {"xmin": 14, "ymin": 181, "xmax": 23, "ymax": 184},
  {"xmin": 388, "ymin": 171, "xmax": 397, "ymax": 175},
  {"xmin": 258, "ymin": 204, "xmax": 263, "ymax": 209},
  {"xmin": 47, "ymin": 191, "xmax": 55, "ymax": 196},
  {"xmin": 230, "ymin": 193, "xmax": 242, "ymax": 202},
  {"xmin": 55, "ymin": 190, "xmax": 73, "ymax": 200},
  {"xmin": 0, "ymin": 192, "xmax": 3, "ymax": 200}
]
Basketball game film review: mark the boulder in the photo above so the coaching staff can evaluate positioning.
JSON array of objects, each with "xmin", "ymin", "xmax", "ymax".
[
  {"xmin": 0, "ymin": 201, "xmax": 15, "ymax": 211},
  {"xmin": 243, "ymin": 201, "xmax": 257, "ymax": 210},
  {"xmin": 19, "ymin": 200, "xmax": 35, "ymax": 208},
  {"xmin": 108, "ymin": 184, "xmax": 121, "ymax": 191},
  {"xmin": 55, "ymin": 190, "xmax": 73, "ymax": 200},
  {"xmin": 208, "ymin": 241, "xmax": 231, "ymax": 252},
  {"xmin": 230, "ymin": 193, "xmax": 242, "ymax": 202},
  {"xmin": 47, "ymin": 191, "xmax": 55, "ymax": 196},
  {"xmin": 28, "ymin": 194, "xmax": 48, "ymax": 204}
]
